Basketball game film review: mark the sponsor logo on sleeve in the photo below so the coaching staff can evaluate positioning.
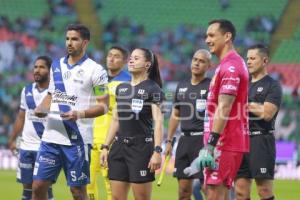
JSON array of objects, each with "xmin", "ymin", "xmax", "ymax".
[
  {"xmin": 222, "ymin": 84, "xmax": 237, "ymax": 91},
  {"xmin": 26, "ymin": 92, "xmax": 33, "ymax": 96},
  {"xmin": 54, "ymin": 68, "xmax": 61, "ymax": 73},
  {"xmin": 228, "ymin": 66, "xmax": 235, "ymax": 73}
]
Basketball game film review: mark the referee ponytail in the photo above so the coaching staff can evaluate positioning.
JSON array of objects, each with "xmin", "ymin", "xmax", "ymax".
[{"xmin": 139, "ymin": 48, "xmax": 162, "ymax": 88}]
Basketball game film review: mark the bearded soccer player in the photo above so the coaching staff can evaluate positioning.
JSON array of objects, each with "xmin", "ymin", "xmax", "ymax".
[
  {"xmin": 33, "ymin": 24, "xmax": 109, "ymax": 200},
  {"xmin": 8, "ymin": 56, "xmax": 54, "ymax": 200}
]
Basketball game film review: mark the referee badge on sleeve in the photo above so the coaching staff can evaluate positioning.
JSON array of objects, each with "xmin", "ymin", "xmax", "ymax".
[{"xmin": 131, "ymin": 98, "xmax": 144, "ymax": 113}]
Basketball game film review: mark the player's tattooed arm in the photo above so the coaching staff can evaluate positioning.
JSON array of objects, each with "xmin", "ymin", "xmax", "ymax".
[{"xmin": 212, "ymin": 94, "xmax": 236, "ymax": 134}]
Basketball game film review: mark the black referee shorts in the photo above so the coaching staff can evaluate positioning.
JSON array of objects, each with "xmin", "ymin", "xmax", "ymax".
[
  {"xmin": 108, "ymin": 137, "xmax": 155, "ymax": 183},
  {"xmin": 237, "ymin": 134, "xmax": 275, "ymax": 179},
  {"xmin": 174, "ymin": 135, "xmax": 204, "ymax": 179}
]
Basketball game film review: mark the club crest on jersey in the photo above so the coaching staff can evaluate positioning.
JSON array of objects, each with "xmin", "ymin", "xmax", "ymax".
[
  {"xmin": 257, "ymin": 87, "xmax": 263, "ymax": 92},
  {"xmin": 131, "ymin": 98, "xmax": 144, "ymax": 113},
  {"xmin": 63, "ymin": 71, "xmax": 71, "ymax": 80}
]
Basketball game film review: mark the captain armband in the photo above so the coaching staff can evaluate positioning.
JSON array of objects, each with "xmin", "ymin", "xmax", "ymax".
[{"xmin": 93, "ymin": 84, "xmax": 109, "ymax": 96}]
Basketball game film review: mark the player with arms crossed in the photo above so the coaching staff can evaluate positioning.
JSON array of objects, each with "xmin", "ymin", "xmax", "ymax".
[
  {"xmin": 8, "ymin": 56, "xmax": 54, "ymax": 200},
  {"xmin": 191, "ymin": 19, "xmax": 249, "ymax": 200},
  {"xmin": 235, "ymin": 44, "xmax": 282, "ymax": 200},
  {"xmin": 87, "ymin": 46, "xmax": 131, "ymax": 200},
  {"xmin": 100, "ymin": 48, "xmax": 164, "ymax": 200},
  {"xmin": 33, "ymin": 24, "xmax": 109, "ymax": 200},
  {"xmin": 165, "ymin": 49, "xmax": 211, "ymax": 200}
]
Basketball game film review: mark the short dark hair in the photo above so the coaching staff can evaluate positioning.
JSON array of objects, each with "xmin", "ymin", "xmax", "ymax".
[
  {"xmin": 66, "ymin": 24, "xmax": 90, "ymax": 40},
  {"xmin": 109, "ymin": 46, "xmax": 129, "ymax": 60},
  {"xmin": 209, "ymin": 19, "xmax": 236, "ymax": 41},
  {"xmin": 248, "ymin": 44, "xmax": 269, "ymax": 57},
  {"xmin": 36, "ymin": 55, "xmax": 52, "ymax": 69}
]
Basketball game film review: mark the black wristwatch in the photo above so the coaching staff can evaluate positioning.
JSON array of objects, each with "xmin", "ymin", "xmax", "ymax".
[
  {"xmin": 153, "ymin": 146, "xmax": 162, "ymax": 153},
  {"xmin": 100, "ymin": 144, "xmax": 109, "ymax": 151}
]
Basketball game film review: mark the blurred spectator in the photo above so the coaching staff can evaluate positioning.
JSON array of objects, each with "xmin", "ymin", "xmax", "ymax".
[{"xmin": 219, "ymin": 0, "xmax": 230, "ymax": 10}]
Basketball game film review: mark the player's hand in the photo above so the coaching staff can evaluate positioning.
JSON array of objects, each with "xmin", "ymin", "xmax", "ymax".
[
  {"xmin": 60, "ymin": 110, "xmax": 85, "ymax": 121},
  {"xmin": 164, "ymin": 142, "xmax": 173, "ymax": 156},
  {"xmin": 34, "ymin": 106, "xmax": 48, "ymax": 118},
  {"xmin": 7, "ymin": 139, "xmax": 16, "ymax": 153},
  {"xmin": 148, "ymin": 152, "xmax": 162, "ymax": 173},
  {"xmin": 60, "ymin": 111, "xmax": 78, "ymax": 121},
  {"xmin": 100, "ymin": 149, "xmax": 108, "ymax": 168},
  {"xmin": 197, "ymin": 144, "xmax": 216, "ymax": 170}
]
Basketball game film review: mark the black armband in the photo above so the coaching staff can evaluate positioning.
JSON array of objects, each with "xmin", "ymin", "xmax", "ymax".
[{"xmin": 207, "ymin": 132, "xmax": 220, "ymax": 147}]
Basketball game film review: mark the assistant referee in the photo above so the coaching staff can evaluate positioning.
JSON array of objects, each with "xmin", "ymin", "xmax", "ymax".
[{"xmin": 235, "ymin": 44, "xmax": 282, "ymax": 200}]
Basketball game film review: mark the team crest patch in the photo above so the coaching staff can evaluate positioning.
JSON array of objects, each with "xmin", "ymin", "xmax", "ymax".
[
  {"xmin": 131, "ymin": 98, "xmax": 144, "ymax": 113},
  {"xmin": 63, "ymin": 71, "xmax": 71, "ymax": 80}
]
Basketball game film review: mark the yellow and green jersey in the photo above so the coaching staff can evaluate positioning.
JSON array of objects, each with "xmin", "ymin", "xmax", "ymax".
[{"xmin": 93, "ymin": 70, "xmax": 131, "ymax": 144}]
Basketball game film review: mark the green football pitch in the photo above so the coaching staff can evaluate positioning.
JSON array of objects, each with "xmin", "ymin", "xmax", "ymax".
[{"xmin": 1, "ymin": 170, "xmax": 299, "ymax": 199}]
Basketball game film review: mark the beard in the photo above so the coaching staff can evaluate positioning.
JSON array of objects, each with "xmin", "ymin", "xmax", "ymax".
[
  {"xmin": 34, "ymin": 74, "xmax": 49, "ymax": 83},
  {"xmin": 67, "ymin": 45, "xmax": 83, "ymax": 57}
]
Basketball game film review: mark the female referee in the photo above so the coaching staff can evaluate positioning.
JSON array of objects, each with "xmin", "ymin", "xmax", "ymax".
[{"xmin": 100, "ymin": 48, "xmax": 164, "ymax": 200}]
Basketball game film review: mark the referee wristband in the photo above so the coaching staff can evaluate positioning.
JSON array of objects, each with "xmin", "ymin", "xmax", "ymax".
[{"xmin": 207, "ymin": 132, "xmax": 220, "ymax": 147}]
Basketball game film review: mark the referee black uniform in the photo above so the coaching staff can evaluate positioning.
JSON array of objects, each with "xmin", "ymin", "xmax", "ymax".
[
  {"xmin": 173, "ymin": 77, "xmax": 211, "ymax": 179},
  {"xmin": 237, "ymin": 75, "xmax": 282, "ymax": 179},
  {"xmin": 108, "ymin": 79, "xmax": 164, "ymax": 183}
]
